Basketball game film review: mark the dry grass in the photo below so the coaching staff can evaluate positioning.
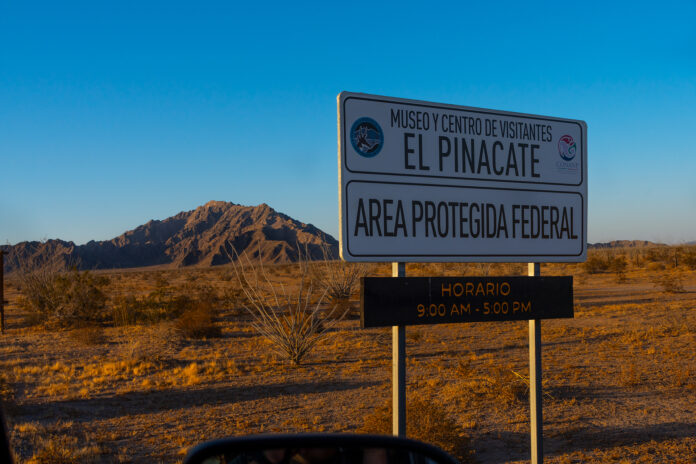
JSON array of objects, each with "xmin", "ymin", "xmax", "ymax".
[
  {"xmin": 0, "ymin": 246, "xmax": 695, "ymax": 462},
  {"xmin": 68, "ymin": 325, "xmax": 106, "ymax": 346},
  {"xmin": 117, "ymin": 323, "xmax": 181, "ymax": 362},
  {"xmin": 11, "ymin": 421, "xmax": 106, "ymax": 464}
]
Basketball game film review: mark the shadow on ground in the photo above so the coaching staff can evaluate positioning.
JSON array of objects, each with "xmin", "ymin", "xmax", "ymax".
[
  {"xmin": 475, "ymin": 421, "xmax": 696, "ymax": 463},
  {"xmin": 20, "ymin": 379, "xmax": 380, "ymax": 421}
]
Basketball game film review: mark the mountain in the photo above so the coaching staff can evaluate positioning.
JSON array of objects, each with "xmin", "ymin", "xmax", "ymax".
[
  {"xmin": 1, "ymin": 201, "xmax": 337, "ymax": 273},
  {"xmin": 588, "ymin": 240, "xmax": 663, "ymax": 249}
]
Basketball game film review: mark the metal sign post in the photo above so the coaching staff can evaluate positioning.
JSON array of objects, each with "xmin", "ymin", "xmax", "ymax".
[
  {"xmin": 528, "ymin": 262, "xmax": 543, "ymax": 463},
  {"xmin": 392, "ymin": 262, "xmax": 406, "ymax": 437},
  {"xmin": 339, "ymin": 92, "xmax": 586, "ymax": 461}
]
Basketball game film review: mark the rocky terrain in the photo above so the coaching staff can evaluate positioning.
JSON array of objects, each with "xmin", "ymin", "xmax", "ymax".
[{"xmin": 1, "ymin": 201, "xmax": 337, "ymax": 272}]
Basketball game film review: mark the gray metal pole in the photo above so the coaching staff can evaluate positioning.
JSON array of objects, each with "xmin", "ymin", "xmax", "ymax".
[
  {"xmin": 528, "ymin": 262, "xmax": 542, "ymax": 463},
  {"xmin": 392, "ymin": 262, "xmax": 406, "ymax": 437}
]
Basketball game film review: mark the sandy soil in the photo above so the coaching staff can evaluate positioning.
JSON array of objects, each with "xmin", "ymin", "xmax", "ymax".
[{"xmin": 1, "ymin": 264, "xmax": 695, "ymax": 463}]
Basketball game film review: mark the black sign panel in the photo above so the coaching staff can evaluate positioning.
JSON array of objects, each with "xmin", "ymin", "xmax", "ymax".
[{"xmin": 361, "ymin": 276, "xmax": 573, "ymax": 328}]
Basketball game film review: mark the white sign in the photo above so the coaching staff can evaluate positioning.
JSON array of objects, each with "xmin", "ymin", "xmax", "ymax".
[{"xmin": 338, "ymin": 92, "xmax": 587, "ymax": 262}]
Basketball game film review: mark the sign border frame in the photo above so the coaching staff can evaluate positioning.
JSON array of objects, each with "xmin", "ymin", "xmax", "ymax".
[
  {"xmin": 344, "ymin": 179, "xmax": 585, "ymax": 259},
  {"xmin": 340, "ymin": 92, "xmax": 587, "ymax": 188}
]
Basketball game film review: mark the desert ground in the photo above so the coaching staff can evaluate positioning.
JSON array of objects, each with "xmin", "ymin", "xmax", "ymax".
[{"xmin": 1, "ymin": 247, "xmax": 695, "ymax": 463}]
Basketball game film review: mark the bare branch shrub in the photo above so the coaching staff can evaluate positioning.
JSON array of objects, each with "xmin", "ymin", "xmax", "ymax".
[
  {"xmin": 312, "ymin": 244, "xmax": 367, "ymax": 318},
  {"xmin": 16, "ymin": 264, "xmax": 63, "ymax": 325},
  {"xmin": 229, "ymin": 246, "xmax": 347, "ymax": 365}
]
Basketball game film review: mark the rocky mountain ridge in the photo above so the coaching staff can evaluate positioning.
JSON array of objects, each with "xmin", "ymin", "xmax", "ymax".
[
  {"xmin": 587, "ymin": 240, "xmax": 663, "ymax": 249},
  {"xmin": 1, "ymin": 201, "xmax": 337, "ymax": 273}
]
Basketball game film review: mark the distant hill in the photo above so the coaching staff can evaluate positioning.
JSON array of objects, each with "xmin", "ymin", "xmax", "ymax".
[
  {"xmin": 1, "ymin": 201, "xmax": 337, "ymax": 273},
  {"xmin": 588, "ymin": 240, "xmax": 663, "ymax": 249}
]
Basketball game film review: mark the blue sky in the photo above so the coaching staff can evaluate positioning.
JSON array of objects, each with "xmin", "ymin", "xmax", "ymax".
[{"xmin": 1, "ymin": 1, "xmax": 695, "ymax": 246}]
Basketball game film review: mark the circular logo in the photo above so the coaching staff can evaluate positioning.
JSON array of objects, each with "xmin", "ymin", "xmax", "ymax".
[
  {"xmin": 558, "ymin": 135, "xmax": 577, "ymax": 161},
  {"xmin": 350, "ymin": 117, "xmax": 383, "ymax": 158}
]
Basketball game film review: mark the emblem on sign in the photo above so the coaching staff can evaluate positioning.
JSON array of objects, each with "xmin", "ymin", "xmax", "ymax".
[
  {"xmin": 350, "ymin": 117, "xmax": 383, "ymax": 157},
  {"xmin": 558, "ymin": 134, "xmax": 577, "ymax": 161}
]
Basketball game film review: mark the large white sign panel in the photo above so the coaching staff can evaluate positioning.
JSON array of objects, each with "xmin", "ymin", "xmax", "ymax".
[{"xmin": 338, "ymin": 92, "xmax": 587, "ymax": 262}]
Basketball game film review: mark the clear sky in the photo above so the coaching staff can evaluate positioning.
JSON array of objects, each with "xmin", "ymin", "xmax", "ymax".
[{"xmin": 1, "ymin": 1, "xmax": 695, "ymax": 246}]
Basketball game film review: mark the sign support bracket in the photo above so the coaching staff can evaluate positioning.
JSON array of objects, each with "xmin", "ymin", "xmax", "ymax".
[
  {"xmin": 528, "ymin": 262, "xmax": 543, "ymax": 463},
  {"xmin": 392, "ymin": 262, "xmax": 406, "ymax": 437}
]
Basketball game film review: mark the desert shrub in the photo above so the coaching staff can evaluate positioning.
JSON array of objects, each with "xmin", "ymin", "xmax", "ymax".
[
  {"xmin": 313, "ymin": 245, "xmax": 368, "ymax": 303},
  {"xmin": 175, "ymin": 300, "xmax": 221, "ymax": 339},
  {"xmin": 644, "ymin": 246, "xmax": 671, "ymax": 265},
  {"xmin": 18, "ymin": 268, "xmax": 108, "ymax": 327},
  {"xmin": 583, "ymin": 251, "xmax": 629, "ymax": 276},
  {"xmin": 53, "ymin": 270, "xmax": 108, "ymax": 325},
  {"xmin": 629, "ymin": 249, "xmax": 644, "ymax": 267},
  {"xmin": 230, "ymin": 247, "xmax": 348, "ymax": 366},
  {"xmin": 16, "ymin": 266, "xmax": 62, "ymax": 325},
  {"xmin": 651, "ymin": 271, "xmax": 685, "ymax": 293},
  {"xmin": 608, "ymin": 255, "xmax": 627, "ymax": 273},
  {"xmin": 359, "ymin": 397, "xmax": 475, "ymax": 463},
  {"xmin": 111, "ymin": 295, "xmax": 139, "ymax": 326},
  {"xmin": 609, "ymin": 255, "xmax": 628, "ymax": 282},
  {"xmin": 647, "ymin": 261, "xmax": 666, "ymax": 271},
  {"xmin": 681, "ymin": 248, "xmax": 696, "ymax": 269},
  {"xmin": 583, "ymin": 253, "xmax": 610, "ymax": 274},
  {"xmin": 110, "ymin": 287, "xmax": 196, "ymax": 326}
]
